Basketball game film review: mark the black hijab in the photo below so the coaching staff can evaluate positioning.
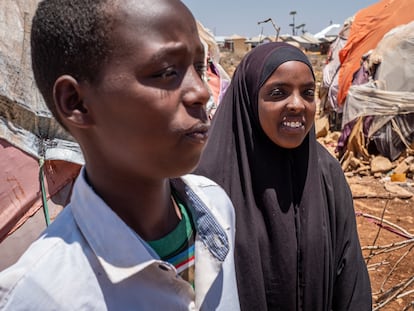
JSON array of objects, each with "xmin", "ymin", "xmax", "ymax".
[{"xmin": 195, "ymin": 42, "xmax": 371, "ymax": 310}]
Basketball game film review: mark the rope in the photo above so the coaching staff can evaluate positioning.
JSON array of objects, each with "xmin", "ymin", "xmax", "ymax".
[{"xmin": 39, "ymin": 157, "xmax": 50, "ymax": 226}]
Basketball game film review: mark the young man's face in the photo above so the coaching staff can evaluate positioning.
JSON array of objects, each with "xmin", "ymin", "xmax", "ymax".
[
  {"xmin": 82, "ymin": 0, "xmax": 210, "ymax": 179},
  {"xmin": 258, "ymin": 61, "xmax": 316, "ymax": 149}
]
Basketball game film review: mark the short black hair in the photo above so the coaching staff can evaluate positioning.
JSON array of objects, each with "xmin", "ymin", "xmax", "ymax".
[{"xmin": 31, "ymin": 0, "xmax": 115, "ymax": 122}]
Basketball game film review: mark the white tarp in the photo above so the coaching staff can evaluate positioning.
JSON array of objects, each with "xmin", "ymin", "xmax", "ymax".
[
  {"xmin": 370, "ymin": 22, "xmax": 414, "ymax": 93},
  {"xmin": 342, "ymin": 84, "xmax": 414, "ymax": 135}
]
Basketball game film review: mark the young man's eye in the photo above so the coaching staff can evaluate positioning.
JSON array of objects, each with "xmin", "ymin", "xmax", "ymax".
[
  {"xmin": 195, "ymin": 63, "xmax": 207, "ymax": 80},
  {"xmin": 154, "ymin": 67, "xmax": 178, "ymax": 79}
]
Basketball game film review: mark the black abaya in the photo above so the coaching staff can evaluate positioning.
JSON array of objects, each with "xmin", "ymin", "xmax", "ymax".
[{"xmin": 195, "ymin": 42, "xmax": 371, "ymax": 310}]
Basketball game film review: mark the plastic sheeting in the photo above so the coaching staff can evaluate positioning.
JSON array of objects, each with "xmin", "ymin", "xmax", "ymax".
[
  {"xmin": 337, "ymin": 0, "xmax": 414, "ymax": 107},
  {"xmin": 370, "ymin": 22, "xmax": 414, "ymax": 93},
  {"xmin": 0, "ymin": 138, "xmax": 80, "ymax": 242},
  {"xmin": 0, "ymin": 1, "xmax": 82, "ymax": 264},
  {"xmin": 0, "ymin": 0, "xmax": 83, "ymax": 164},
  {"xmin": 321, "ymin": 17, "xmax": 353, "ymax": 112},
  {"xmin": 340, "ymin": 83, "xmax": 414, "ymax": 161},
  {"xmin": 342, "ymin": 21, "xmax": 414, "ymax": 160},
  {"xmin": 342, "ymin": 85, "xmax": 414, "ymax": 134}
]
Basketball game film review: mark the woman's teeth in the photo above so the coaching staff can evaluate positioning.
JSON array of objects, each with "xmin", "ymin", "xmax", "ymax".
[{"xmin": 283, "ymin": 121, "xmax": 303, "ymax": 128}]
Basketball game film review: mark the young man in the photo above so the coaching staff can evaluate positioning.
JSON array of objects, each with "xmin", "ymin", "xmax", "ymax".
[{"xmin": 0, "ymin": 0, "xmax": 240, "ymax": 310}]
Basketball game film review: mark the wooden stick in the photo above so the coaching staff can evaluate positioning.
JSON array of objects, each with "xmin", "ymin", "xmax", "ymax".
[
  {"xmin": 357, "ymin": 212, "xmax": 414, "ymax": 239},
  {"xmin": 374, "ymin": 276, "xmax": 414, "ymax": 310},
  {"xmin": 380, "ymin": 244, "xmax": 414, "ymax": 292},
  {"xmin": 367, "ymin": 199, "xmax": 389, "ymax": 265}
]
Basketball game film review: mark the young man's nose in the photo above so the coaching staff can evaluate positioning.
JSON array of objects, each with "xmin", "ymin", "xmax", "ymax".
[{"xmin": 182, "ymin": 67, "xmax": 210, "ymax": 107}]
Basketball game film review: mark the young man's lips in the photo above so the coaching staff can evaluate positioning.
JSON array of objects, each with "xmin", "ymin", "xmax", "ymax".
[{"xmin": 184, "ymin": 123, "xmax": 210, "ymax": 142}]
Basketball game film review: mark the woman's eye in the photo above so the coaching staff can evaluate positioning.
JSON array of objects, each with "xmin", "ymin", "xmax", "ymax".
[
  {"xmin": 269, "ymin": 88, "xmax": 283, "ymax": 97},
  {"xmin": 304, "ymin": 89, "xmax": 315, "ymax": 98}
]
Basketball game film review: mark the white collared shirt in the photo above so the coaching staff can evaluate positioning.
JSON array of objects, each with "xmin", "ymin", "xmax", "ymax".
[{"xmin": 0, "ymin": 169, "xmax": 240, "ymax": 311}]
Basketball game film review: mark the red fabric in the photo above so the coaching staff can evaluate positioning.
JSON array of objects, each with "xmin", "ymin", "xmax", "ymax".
[
  {"xmin": 337, "ymin": 0, "xmax": 414, "ymax": 107},
  {"xmin": 0, "ymin": 138, "xmax": 80, "ymax": 241}
]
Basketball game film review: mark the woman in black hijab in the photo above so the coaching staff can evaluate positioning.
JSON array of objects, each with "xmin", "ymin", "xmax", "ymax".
[{"xmin": 195, "ymin": 42, "xmax": 371, "ymax": 310}]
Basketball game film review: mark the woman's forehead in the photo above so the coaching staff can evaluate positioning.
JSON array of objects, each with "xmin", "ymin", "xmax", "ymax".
[{"xmin": 264, "ymin": 61, "xmax": 315, "ymax": 84}]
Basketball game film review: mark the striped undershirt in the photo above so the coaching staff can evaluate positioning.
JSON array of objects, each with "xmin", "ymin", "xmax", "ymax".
[{"xmin": 147, "ymin": 192, "xmax": 195, "ymax": 287}]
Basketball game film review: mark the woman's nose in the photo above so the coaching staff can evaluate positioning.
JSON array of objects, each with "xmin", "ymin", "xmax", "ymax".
[{"xmin": 287, "ymin": 93, "xmax": 305, "ymax": 111}]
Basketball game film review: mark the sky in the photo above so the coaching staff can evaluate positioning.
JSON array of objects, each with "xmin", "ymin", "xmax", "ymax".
[{"xmin": 181, "ymin": 0, "xmax": 379, "ymax": 37}]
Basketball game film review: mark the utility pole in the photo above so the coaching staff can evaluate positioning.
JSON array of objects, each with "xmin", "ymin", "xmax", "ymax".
[{"xmin": 289, "ymin": 11, "xmax": 297, "ymax": 35}]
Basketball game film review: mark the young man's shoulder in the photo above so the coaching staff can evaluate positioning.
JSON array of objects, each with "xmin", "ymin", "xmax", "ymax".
[
  {"xmin": 0, "ymin": 207, "xmax": 100, "ymax": 311},
  {"xmin": 1, "ymin": 206, "xmax": 82, "ymax": 273},
  {"xmin": 179, "ymin": 173, "xmax": 235, "ymax": 223}
]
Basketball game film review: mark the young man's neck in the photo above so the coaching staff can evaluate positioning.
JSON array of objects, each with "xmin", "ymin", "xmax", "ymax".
[{"xmin": 84, "ymin": 168, "xmax": 181, "ymax": 241}]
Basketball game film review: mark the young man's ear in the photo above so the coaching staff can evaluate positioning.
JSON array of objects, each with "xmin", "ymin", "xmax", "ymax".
[{"xmin": 53, "ymin": 75, "xmax": 94, "ymax": 128}]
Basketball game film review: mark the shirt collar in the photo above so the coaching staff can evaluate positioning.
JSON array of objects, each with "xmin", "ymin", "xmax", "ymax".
[
  {"xmin": 70, "ymin": 168, "xmax": 229, "ymax": 283},
  {"xmin": 171, "ymin": 177, "xmax": 229, "ymax": 262},
  {"xmin": 70, "ymin": 168, "xmax": 158, "ymax": 283}
]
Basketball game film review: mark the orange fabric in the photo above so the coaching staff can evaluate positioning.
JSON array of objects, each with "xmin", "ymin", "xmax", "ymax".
[
  {"xmin": 0, "ymin": 138, "xmax": 80, "ymax": 241},
  {"xmin": 337, "ymin": 0, "xmax": 414, "ymax": 107}
]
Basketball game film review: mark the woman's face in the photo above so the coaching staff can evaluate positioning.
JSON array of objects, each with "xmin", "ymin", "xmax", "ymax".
[{"xmin": 257, "ymin": 60, "xmax": 316, "ymax": 149}]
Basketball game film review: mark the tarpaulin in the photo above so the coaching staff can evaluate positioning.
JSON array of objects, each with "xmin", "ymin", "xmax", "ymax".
[
  {"xmin": 0, "ymin": 1, "xmax": 82, "ymax": 267},
  {"xmin": 0, "ymin": 0, "xmax": 83, "ymax": 164},
  {"xmin": 337, "ymin": 0, "xmax": 414, "ymax": 107},
  {"xmin": 0, "ymin": 138, "xmax": 80, "ymax": 242}
]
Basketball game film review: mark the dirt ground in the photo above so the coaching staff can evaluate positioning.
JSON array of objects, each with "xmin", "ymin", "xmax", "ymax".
[
  {"xmin": 350, "ymin": 174, "xmax": 414, "ymax": 310},
  {"xmin": 322, "ymin": 135, "xmax": 414, "ymax": 310},
  {"xmin": 220, "ymin": 51, "xmax": 414, "ymax": 310}
]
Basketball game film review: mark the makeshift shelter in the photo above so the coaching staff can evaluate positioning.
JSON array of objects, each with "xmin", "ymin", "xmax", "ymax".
[
  {"xmin": 337, "ymin": 0, "xmax": 414, "ymax": 108},
  {"xmin": 314, "ymin": 23, "xmax": 342, "ymax": 55},
  {"xmin": 0, "ymin": 0, "xmax": 82, "ymax": 269},
  {"xmin": 320, "ymin": 16, "xmax": 353, "ymax": 130},
  {"xmin": 246, "ymin": 34, "xmax": 274, "ymax": 49},
  {"xmin": 321, "ymin": 0, "xmax": 414, "ymax": 162},
  {"xmin": 314, "ymin": 24, "xmax": 341, "ymax": 41},
  {"xmin": 280, "ymin": 33, "xmax": 320, "ymax": 52},
  {"xmin": 341, "ymin": 21, "xmax": 414, "ymax": 161}
]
